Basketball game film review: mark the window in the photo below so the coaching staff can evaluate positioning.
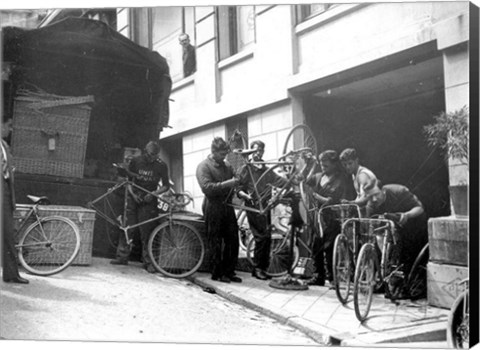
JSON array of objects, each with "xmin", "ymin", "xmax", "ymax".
[
  {"xmin": 296, "ymin": 4, "xmax": 334, "ymax": 23},
  {"xmin": 150, "ymin": 7, "xmax": 196, "ymax": 82},
  {"xmin": 217, "ymin": 6, "xmax": 255, "ymax": 61}
]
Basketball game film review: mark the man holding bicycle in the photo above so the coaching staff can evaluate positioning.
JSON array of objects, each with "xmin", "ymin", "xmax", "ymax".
[
  {"xmin": 197, "ymin": 137, "xmax": 242, "ymax": 283},
  {"xmin": 110, "ymin": 141, "xmax": 170, "ymax": 273},
  {"xmin": 364, "ymin": 181, "xmax": 428, "ymax": 297},
  {"xmin": 237, "ymin": 140, "xmax": 288, "ymax": 280}
]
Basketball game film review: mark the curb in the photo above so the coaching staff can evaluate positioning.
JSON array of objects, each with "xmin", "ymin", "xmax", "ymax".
[
  {"xmin": 338, "ymin": 320, "xmax": 447, "ymax": 346},
  {"xmin": 188, "ymin": 274, "xmax": 448, "ymax": 347},
  {"xmin": 189, "ymin": 275, "xmax": 333, "ymax": 345}
]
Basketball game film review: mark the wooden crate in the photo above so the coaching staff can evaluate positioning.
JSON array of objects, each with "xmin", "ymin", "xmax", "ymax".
[
  {"xmin": 14, "ymin": 204, "xmax": 96, "ymax": 265},
  {"xmin": 11, "ymin": 94, "xmax": 93, "ymax": 178},
  {"xmin": 428, "ymin": 217, "xmax": 469, "ymax": 266},
  {"xmin": 427, "ymin": 262, "xmax": 468, "ymax": 309}
]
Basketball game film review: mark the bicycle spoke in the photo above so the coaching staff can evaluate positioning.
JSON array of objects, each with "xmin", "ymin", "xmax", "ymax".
[{"xmin": 148, "ymin": 222, "xmax": 204, "ymax": 278}]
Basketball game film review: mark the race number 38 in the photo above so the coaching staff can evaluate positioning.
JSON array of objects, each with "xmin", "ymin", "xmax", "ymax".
[{"xmin": 158, "ymin": 199, "xmax": 170, "ymax": 212}]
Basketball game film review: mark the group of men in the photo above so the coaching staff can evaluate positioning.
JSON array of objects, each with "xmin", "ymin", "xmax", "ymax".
[
  {"xmin": 2, "ymin": 122, "xmax": 427, "ymax": 298},
  {"xmin": 194, "ymin": 137, "xmax": 428, "ymax": 297}
]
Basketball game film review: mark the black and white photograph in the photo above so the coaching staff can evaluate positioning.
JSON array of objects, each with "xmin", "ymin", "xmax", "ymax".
[{"xmin": 1, "ymin": 1, "xmax": 478, "ymax": 349}]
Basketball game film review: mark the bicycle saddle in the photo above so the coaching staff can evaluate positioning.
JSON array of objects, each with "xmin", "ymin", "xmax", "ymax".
[
  {"xmin": 232, "ymin": 148, "xmax": 257, "ymax": 156},
  {"xmin": 27, "ymin": 195, "xmax": 51, "ymax": 205}
]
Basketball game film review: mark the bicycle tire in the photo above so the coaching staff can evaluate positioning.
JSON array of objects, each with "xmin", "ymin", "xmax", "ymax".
[
  {"xmin": 237, "ymin": 209, "xmax": 252, "ymax": 251},
  {"xmin": 353, "ymin": 243, "xmax": 376, "ymax": 322},
  {"xmin": 147, "ymin": 220, "xmax": 205, "ymax": 278},
  {"xmin": 246, "ymin": 232, "xmax": 299, "ymax": 277},
  {"xmin": 406, "ymin": 243, "xmax": 429, "ymax": 300},
  {"xmin": 17, "ymin": 216, "xmax": 81, "ymax": 276},
  {"xmin": 299, "ymin": 181, "xmax": 318, "ymax": 229},
  {"xmin": 447, "ymin": 290, "xmax": 469, "ymax": 349},
  {"xmin": 268, "ymin": 231, "xmax": 300, "ymax": 277},
  {"xmin": 333, "ymin": 233, "xmax": 352, "ymax": 304},
  {"xmin": 282, "ymin": 124, "xmax": 318, "ymax": 156}
]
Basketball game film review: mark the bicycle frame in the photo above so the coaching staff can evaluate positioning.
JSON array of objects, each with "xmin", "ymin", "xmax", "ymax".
[
  {"xmin": 228, "ymin": 161, "xmax": 294, "ymax": 216},
  {"xmin": 228, "ymin": 148, "xmax": 314, "ymax": 216},
  {"xmin": 15, "ymin": 201, "xmax": 56, "ymax": 248},
  {"xmin": 318, "ymin": 204, "xmax": 361, "ymax": 239},
  {"xmin": 87, "ymin": 179, "xmax": 177, "ymax": 246},
  {"xmin": 342, "ymin": 217, "xmax": 396, "ymax": 278}
]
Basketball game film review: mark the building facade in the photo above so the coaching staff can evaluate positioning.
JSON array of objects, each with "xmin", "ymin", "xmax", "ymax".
[{"xmin": 118, "ymin": 3, "xmax": 470, "ymax": 217}]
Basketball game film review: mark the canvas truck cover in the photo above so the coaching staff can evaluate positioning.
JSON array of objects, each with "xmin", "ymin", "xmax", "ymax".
[{"xmin": 2, "ymin": 17, "xmax": 172, "ymax": 132}]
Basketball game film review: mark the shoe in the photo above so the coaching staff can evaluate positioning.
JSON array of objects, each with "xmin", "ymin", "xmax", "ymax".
[
  {"xmin": 306, "ymin": 276, "xmax": 325, "ymax": 286},
  {"xmin": 252, "ymin": 268, "xmax": 268, "ymax": 280},
  {"xmin": 110, "ymin": 259, "xmax": 128, "ymax": 265},
  {"xmin": 145, "ymin": 265, "xmax": 157, "ymax": 273},
  {"xmin": 228, "ymin": 275, "xmax": 242, "ymax": 283},
  {"xmin": 212, "ymin": 275, "xmax": 231, "ymax": 283},
  {"xmin": 3, "ymin": 276, "xmax": 29, "ymax": 284}
]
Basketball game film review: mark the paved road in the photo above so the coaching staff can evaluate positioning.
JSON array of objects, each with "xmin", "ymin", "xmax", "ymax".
[{"xmin": 0, "ymin": 258, "xmax": 318, "ymax": 346}]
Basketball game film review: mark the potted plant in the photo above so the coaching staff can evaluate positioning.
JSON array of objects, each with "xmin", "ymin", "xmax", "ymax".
[{"xmin": 424, "ymin": 106, "xmax": 469, "ymax": 216}]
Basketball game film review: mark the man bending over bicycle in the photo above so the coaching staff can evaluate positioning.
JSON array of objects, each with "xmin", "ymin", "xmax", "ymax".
[
  {"xmin": 364, "ymin": 181, "xmax": 428, "ymax": 298},
  {"xmin": 110, "ymin": 141, "xmax": 170, "ymax": 273}
]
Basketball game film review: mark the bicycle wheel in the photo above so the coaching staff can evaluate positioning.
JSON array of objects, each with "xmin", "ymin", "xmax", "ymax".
[
  {"xmin": 268, "ymin": 231, "xmax": 299, "ymax": 277},
  {"xmin": 333, "ymin": 233, "xmax": 352, "ymax": 304},
  {"xmin": 148, "ymin": 220, "xmax": 205, "ymax": 278},
  {"xmin": 406, "ymin": 244, "xmax": 429, "ymax": 300},
  {"xmin": 282, "ymin": 124, "xmax": 318, "ymax": 156},
  {"xmin": 246, "ymin": 232, "xmax": 299, "ymax": 277},
  {"xmin": 237, "ymin": 209, "xmax": 252, "ymax": 251},
  {"xmin": 353, "ymin": 243, "xmax": 376, "ymax": 322},
  {"xmin": 17, "ymin": 216, "xmax": 81, "ymax": 276},
  {"xmin": 447, "ymin": 291, "xmax": 469, "ymax": 349}
]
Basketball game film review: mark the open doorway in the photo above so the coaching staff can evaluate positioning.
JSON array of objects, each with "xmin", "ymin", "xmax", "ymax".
[{"xmin": 302, "ymin": 53, "xmax": 450, "ymax": 219}]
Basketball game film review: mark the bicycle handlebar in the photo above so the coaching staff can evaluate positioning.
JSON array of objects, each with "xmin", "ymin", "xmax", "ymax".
[{"xmin": 160, "ymin": 191, "xmax": 194, "ymax": 209}]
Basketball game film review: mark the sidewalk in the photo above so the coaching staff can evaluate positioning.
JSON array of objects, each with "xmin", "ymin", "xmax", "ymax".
[{"xmin": 189, "ymin": 269, "xmax": 450, "ymax": 347}]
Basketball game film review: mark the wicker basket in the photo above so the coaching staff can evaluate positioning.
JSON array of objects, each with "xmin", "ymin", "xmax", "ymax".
[
  {"xmin": 11, "ymin": 92, "xmax": 93, "ymax": 178},
  {"xmin": 14, "ymin": 204, "xmax": 97, "ymax": 266}
]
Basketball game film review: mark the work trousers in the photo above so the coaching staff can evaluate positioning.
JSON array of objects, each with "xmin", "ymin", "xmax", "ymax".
[
  {"xmin": 115, "ymin": 197, "xmax": 159, "ymax": 266},
  {"xmin": 2, "ymin": 182, "xmax": 20, "ymax": 281},
  {"xmin": 204, "ymin": 200, "xmax": 239, "ymax": 278},
  {"xmin": 246, "ymin": 210, "xmax": 271, "ymax": 271},
  {"xmin": 313, "ymin": 208, "xmax": 341, "ymax": 282}
]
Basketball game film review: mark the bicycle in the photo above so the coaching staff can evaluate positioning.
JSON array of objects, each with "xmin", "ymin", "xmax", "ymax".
[
  {"xmin": 14, "ymin": 195, "xmax": 81, "ymax": 276},
  {"xmin": 316, "ymin": 204, "xmax": 362, "ymax": 303},
  {"xmin": 88, "ymin": 165, "xmax": 205, "ymax": 278},
  {"xmin": 348, "ymin": 216, "xmax": 429, "ymax": 322},
  {"xmin": 228, "ymin": 124, "xmax": 318, "ymax": 281},
  {"xmin": 228, "ymin": 124, "xmax": 317, "ymax": 217},
  {"xmin": 447, "ymin": 278, "xmax": 469, "ymax": 349},
  {"xmin": 348, "ymin": 217, "xmax": 398, "ymax": 322}
]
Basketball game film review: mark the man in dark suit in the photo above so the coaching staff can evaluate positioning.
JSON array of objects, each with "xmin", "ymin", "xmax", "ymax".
[{"xmin": 2, "ymin": 118, "xmax": 29, "ymax": 284}]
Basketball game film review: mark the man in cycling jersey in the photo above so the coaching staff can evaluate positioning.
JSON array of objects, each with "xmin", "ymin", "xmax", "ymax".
[
  {"xmin": 110, "ymin": 141, "xmax": 170, "ymax": 273},
  {"xmin": 340, "ymin": 148, "xmax": 378, "ymax": 210}
]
